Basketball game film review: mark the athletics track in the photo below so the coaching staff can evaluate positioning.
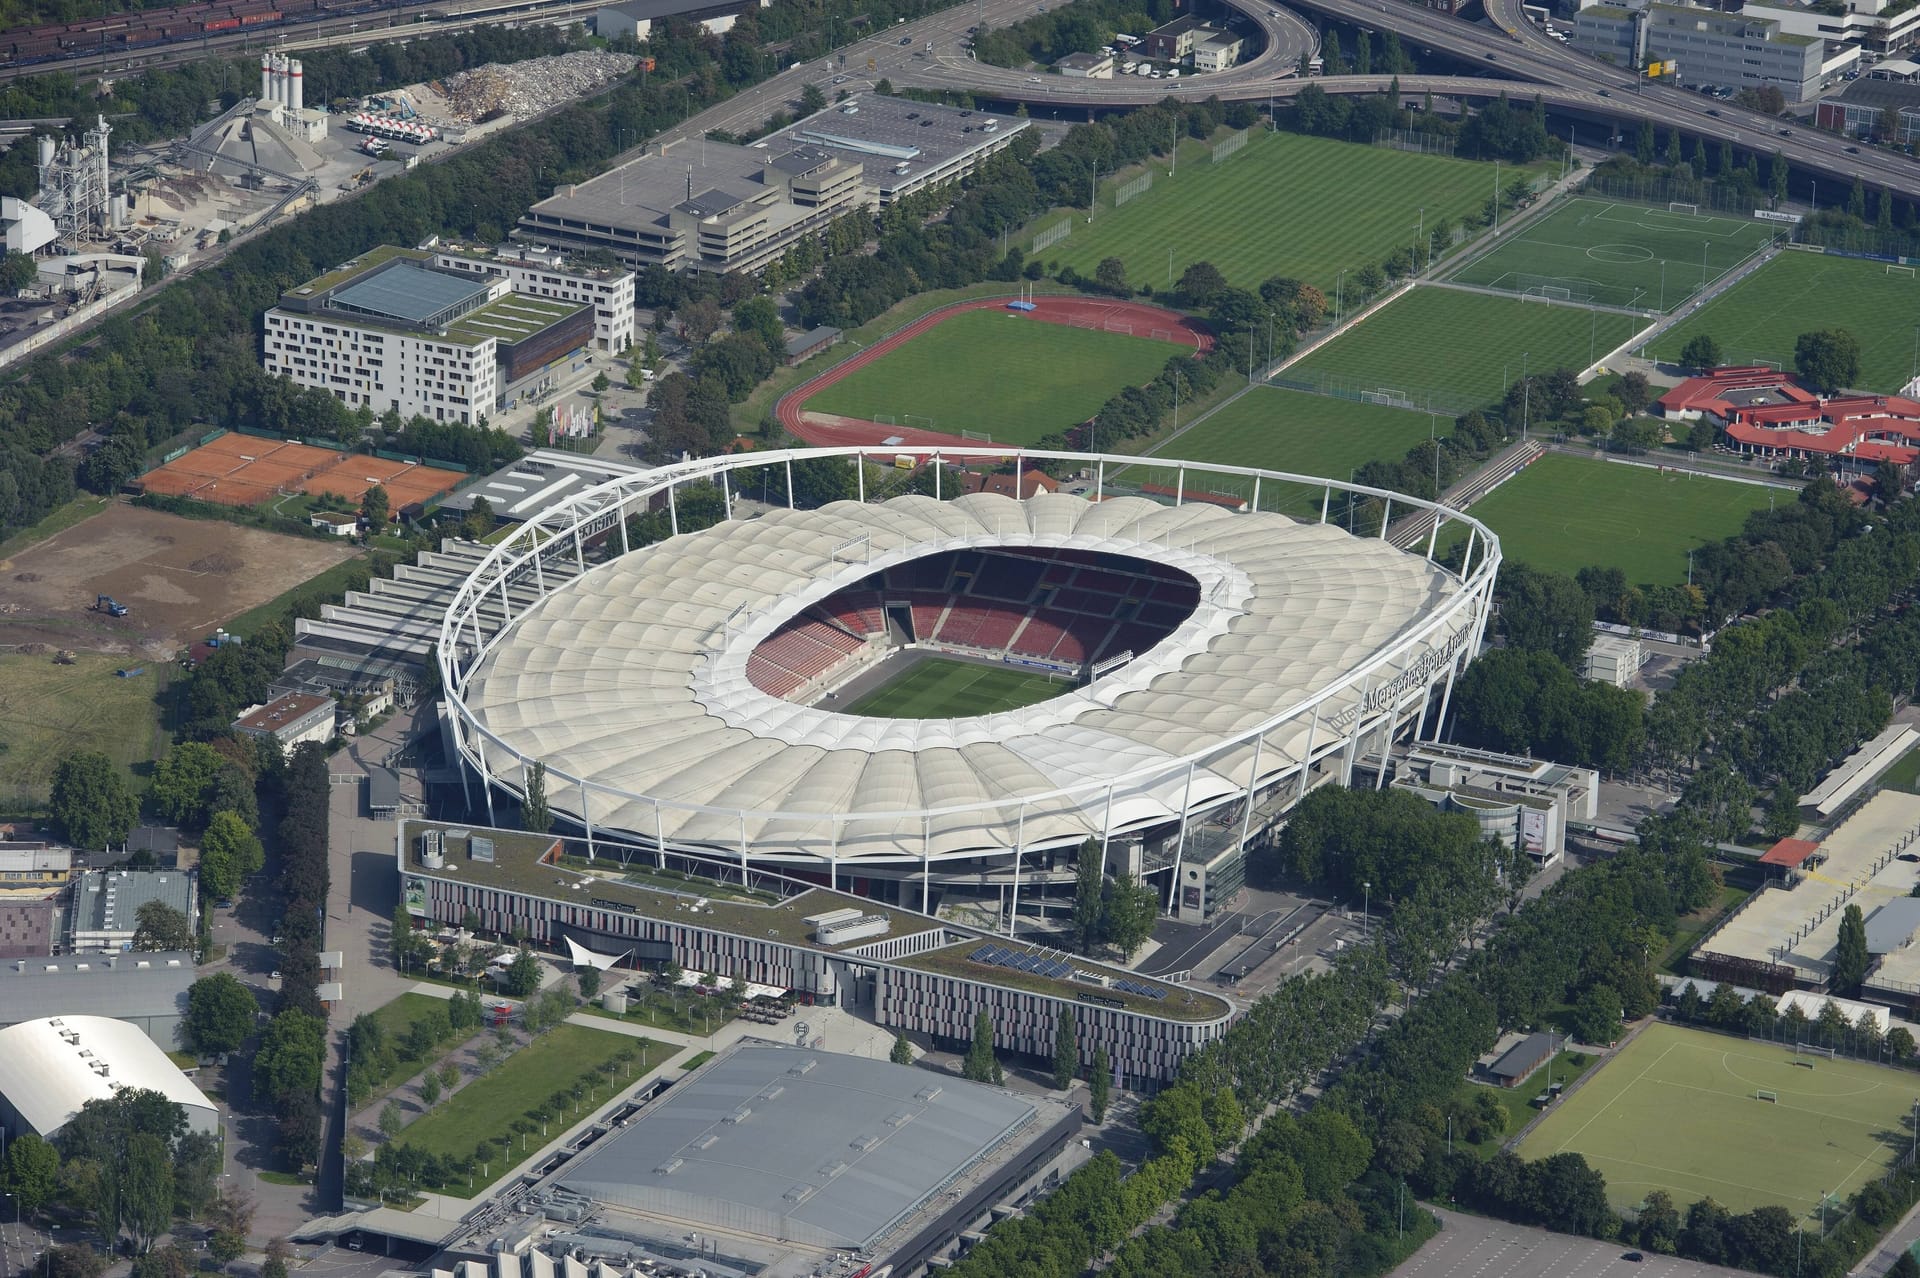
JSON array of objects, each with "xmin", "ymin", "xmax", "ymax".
[{"xmin": 774, "ymin": 295, "xmax": 1213, "ymax": 454}]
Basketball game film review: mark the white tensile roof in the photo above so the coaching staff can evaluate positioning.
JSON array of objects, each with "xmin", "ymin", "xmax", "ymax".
[
  {"xmin": 0, "ymin": 1015, "xmax": 216, "ymax": 1135},
  {"xmin": 466, "ymin": 491, "xmax": 1467, "ymax": 860}
]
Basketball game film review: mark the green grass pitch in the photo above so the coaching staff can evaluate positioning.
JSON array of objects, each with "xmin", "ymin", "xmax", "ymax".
[
  {"xmin": 1649, "ymin": 250, "xmax": 1920, "ymax": 392},
  {"xmin": 1125, "ymin": 387, "xmax": 1441, "ymax": 516},
  {"xmin": 1519, "ymin": 1021, "xmax": 1913, "ymax": 1216},
  {"xmin": 1444, "ymin": 197, "xmax": 1778, "ymax": 311},
  {"xmin": 1039, "ymin": 132, "xmax": 1542, "ymax": 294},
  {"xmin": 1464, "ymin": 454, "xmax": 1778, "ymax": 586},
  {"xmin": 802, "ymin": 311, "xmax": 1187, "ymax": 446},
  {"xmin": 845, "ymin": 658, "xmax": 1072, "ymax": 719},
  {"xmin": 1285, "ymin": 287, "xmax": 1643, "ymax": 413}
]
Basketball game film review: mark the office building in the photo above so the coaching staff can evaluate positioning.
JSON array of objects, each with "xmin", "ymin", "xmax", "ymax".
[
  {"xmin": 232, "ymin": 691, "xmax": 338, "ymax": 751},
  {"xmin": 429, "ymin": 243, "xmax": 636, "ymax": 353},
  {"xmin": 1573, "ymin": 1, "xmax": 1827, "ymax": 101}
]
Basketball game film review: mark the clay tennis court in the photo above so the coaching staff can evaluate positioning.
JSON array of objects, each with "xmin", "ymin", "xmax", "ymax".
[
  {"xmin": 138, "ymin": 432, "xmax": 464, "ymax": 510},
  {"xmin": 776, "ymin": 295, "xmax": 1212, "ymax": 453}
]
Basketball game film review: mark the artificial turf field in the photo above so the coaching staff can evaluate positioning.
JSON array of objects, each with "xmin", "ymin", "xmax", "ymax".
[
  {"xmin": 1444, "ymin": 197, "xmax": 1777, "ymax": 311},
  {"xmin": 1284, "ymin": 287, "xmax": 1643, "ymax": 413},
  {"xmin": 1462, "ymin": 454, "xmax": 1777, "ymax": 585},
  {"xmin": 801, "ymin": 311, "xmax": 1186, "ymax": 446},
  {"xmin": 1649, "ymin": 250, "xmax": 1920, "ymax": 392},
  {"xmin": 1518, "ymin": 1021, "xmax": 1911, "ymax": 1216},
  {"xmin": 1130, "ymin": 386, "xmax": 1440, "ymax": 515},
  {"xmin": 845, "ymin": 658, "xmax": 1071, "ymax": 719},
  {"xmin": 1038, "ymin": 132, "xmax": 1542, "ymax": 293}
]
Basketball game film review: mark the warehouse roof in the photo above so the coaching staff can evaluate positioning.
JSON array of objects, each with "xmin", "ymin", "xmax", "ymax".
[
  {"xmin": 558, "ymin": 1045, "xmax": 1036, "ymax": 1250},
  {"xmin": 0, "ymin": 952, "xmax": 194, "ymax": 1028},
  {"xmin": 0, "ymin": 1015, "xmax": 215, "ymax": 1136}
]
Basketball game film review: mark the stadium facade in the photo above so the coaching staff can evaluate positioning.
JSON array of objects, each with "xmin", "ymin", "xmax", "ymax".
[{"xmin": 438, "ymin": 448, "xmax": 1501, "ymax": 927}]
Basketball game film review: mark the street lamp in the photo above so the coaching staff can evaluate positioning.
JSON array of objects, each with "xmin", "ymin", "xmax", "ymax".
[{"xmin": 1363, "ymin": 881, "xmax": 1370, "ymax": 931}]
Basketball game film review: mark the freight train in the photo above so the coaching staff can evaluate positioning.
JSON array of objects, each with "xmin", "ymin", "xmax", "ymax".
[{"xmin": 2, "ymin": 0, "xmax": 399, "ymax": 70}]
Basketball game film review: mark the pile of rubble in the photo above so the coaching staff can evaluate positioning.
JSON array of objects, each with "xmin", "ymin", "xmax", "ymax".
[{"xmin": 439, "ymin": 50, "xmax": 640, "ymax": 124}]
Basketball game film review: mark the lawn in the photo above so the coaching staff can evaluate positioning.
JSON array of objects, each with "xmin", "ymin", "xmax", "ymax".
[
  {"xmin": 846, "ymin": 658, "xmax": 1073, "ymax": 719},
  {"xmin": 1037, "ymin": 131, "xmax": 1542, "ymax": 293},
  {"xmin": 1453, "ymin": 1049, "xmax": 1600, "ymax": 1160},
  {"xmin": 1444, "ymin": 197, "xmax": 1777, "ymax": 311},
  {"xmin": 1519, "ymin": 1021, "xmax": 1915, "ymax": 1215},
  {"xmin": 363, "ymin": 992, "xmax": 481, "ymax": 1095},
  {"xmin": 1878, "ymin": 746, "xmax": 1920, "ymax": 795},
  {"xmin": 1649, "ymin": 250, "xmax": 1920, "ymax": 392},
  {"xmin": 1657, "ymin": 884, "xmax": 1751, "ymax": 975},
  {"xmin": 0, "ymin": 652, "xmax": 171, "ymax": 804},
  {"xmin": 1456, "ymin": 454, "xmax": 1776, "ymax": 586},
  {"xmin": 395, "ymin": 1024, "xmax": 655, "ymax": 1196},
  {"xmin": 1133, "ymin": 386, "xmax": 1442, "ymax": 515},
  {"xmin": 1284, "ymin": 287, "xmax": 1643, "ymax": 414},
  {"xmin": 801, "ymin": 310, "xmax": 1186, "ymax": 445}
]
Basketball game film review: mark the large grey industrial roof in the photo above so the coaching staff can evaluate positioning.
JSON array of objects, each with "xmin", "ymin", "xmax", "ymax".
[
  {"xmin": 465, "ymin": 491, "xmax": 1468, "ymax": 860},
  {"xmin": 72, "ymin": 871, "xmax": 194, "ymax": 934},
  {"xmin": 332, "ymin": 260, "xmax": 491, "ymax": 328},
  {"xmin": 0, "ymin": 952, "xmax": 194, "ymax": 1028},
  {"xmin": 558, "ymin": 1046, "xmax": 1035, "ymax": 1249}
]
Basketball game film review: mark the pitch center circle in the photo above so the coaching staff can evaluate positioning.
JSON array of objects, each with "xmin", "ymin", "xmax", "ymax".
[{"xmin": 1588, "ymin": 244, "xmax": 1656, "ymax": 264}]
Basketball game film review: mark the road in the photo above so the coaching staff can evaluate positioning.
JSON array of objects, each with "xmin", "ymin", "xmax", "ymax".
[{"xmin": 1393, "ymin": 1207, "xmax": 1754, "ymax": 1278}]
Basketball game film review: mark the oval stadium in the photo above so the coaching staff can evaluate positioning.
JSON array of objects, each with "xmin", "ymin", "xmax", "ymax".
[{"xmin": 439, "ymin": 447, "xmax": 1500, "ymax": 929}]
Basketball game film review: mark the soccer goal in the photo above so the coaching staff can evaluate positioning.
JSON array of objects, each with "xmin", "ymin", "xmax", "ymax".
[
  {"xmin": 1525, "ymin": 285, "xmax": 1574, "ymax": 303},
  {"xmin": 1887, "ymin": 264, "xmax": 1916, "ymax": 278},
  {"xmin": 961, "ymin": 429, "xmax": 994, "ymax": 443},
  {"xmin": 1755, "ymin": 1090, "xmax": 1779, "ymax": 1103},
  {"xmin": 1668, "ymin": 201, "xmax": 1700, "ymax": 216},
  {"xmin": 904, "ymin": 414, "xmax": 938, "ymax": 432}
]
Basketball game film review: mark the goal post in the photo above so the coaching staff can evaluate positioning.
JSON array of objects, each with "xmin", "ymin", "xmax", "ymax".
[
  {"xmin": 1755, "ymin": 1090, "xmax": 1778, "ymax": 1103},
  {"xmin": 1667, "ymin": 201, "xmax": 1700, "ymax": 216},
  {"xmin": 1887, "ymin": 264, "xmax": 1916, "ymax": 278}
]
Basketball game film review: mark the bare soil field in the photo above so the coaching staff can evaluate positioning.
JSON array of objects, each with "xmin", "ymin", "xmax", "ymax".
[{"xmin": 0, "ymin": 503, "xmax": 356, "ymax": 660}]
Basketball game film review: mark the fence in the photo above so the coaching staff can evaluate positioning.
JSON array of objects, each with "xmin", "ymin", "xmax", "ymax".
[
  {"xmin": 1581, "ymin": 172, "xmax": 1769, "ymax": 218},
  {"xmin": 1032, "ymin": 220, "xmax": 1072, "ymax": 254},
  {"xmin": 1211, "ymin": 130, "xmax": 1248, "ymax": 163},
  {"xmin": 1373, "ymin": 127, "xmax": 1455, "ymax": 158},
  {"xmin": 1269, "ymin": 367, "xmax": 1478, "ymax": 418},
  {"xmin": 1114, "ymin": 172, "xmax": 1152, "ymax": 207}
]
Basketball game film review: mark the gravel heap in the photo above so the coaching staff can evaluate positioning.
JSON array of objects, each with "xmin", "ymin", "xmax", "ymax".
[{"xmin": 439, "ymin": 50, "xmax": 640, "ymax": 123}]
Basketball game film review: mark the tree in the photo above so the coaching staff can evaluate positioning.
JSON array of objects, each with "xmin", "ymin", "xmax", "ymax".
[
  {"xmin": 420, "ymin": 1070, "xmax": 442, "ymax": 1108},
  {"xmin": 577, "ymin": 967, "xmax": 601, "ymax": 1000},
  {"xmin": 1052, "ymin": 1006, "xmax": 1078, "ymax": 1090},
  {"xmin": 1177, "ymin": 261, "xmax": 1227, "ymax": 307},
  {"xmin": 1834, "ymin": 902, "xmax": 1869, "ymax": 995},
  {"xmin": 1100, "ymin": 877, "xmax": 1159, "ymax": 961},
  {"xmin": 890, "ymin": 1031, "xmax": 913, "ymax": 1065},
  {"xmin": 185, "ymin": 973, "xmax": 257, "ymax": 1055},
  {"xmin": 1571, "ymin": 983, "xmax": 1623, "ymax": 1045},
  {"xmin": 1794, "ymin": 328, "xmax": 1862, "ymax": 394},
  {"xmin": 1616, "ymin": 371, "xmax": 1652, "ymax": 417},
  {"xmin": 1094, "ymin": 256, "xmax": 1128, "ymax": 295},
  {"xmin": 151, "ymin": 742, "xmax": 224, "ymax": 828},
  {"xmin": 1089, "ymin": 1045, "xmax": 1110, "ymax": 1122},
  {"xmin": 45, "ymin": 1248, "xmax": 105, "ymax": 1278},
  {"xmin": 49, "ymin": 751, "xmax": 138, "ymax": 851},
  {"xmin": 505, "ymin": 947, "xmax": 542, "ymax": 998},
  {"xmin": 198, "ymin": 811, "xmax": 264, "ymax": 902},
  {"xmin": 461, "ymin": 495, "xmax": 497, "ymax": 541},
  {"xmin": 962, "ymin": 1009, "xmax": 1003, "ymax": 1084},
  {"xmin": 122, "ymin": 1132, "xmax": 173, "ymax": 1253},
  {"xmin": 1069, "ymin": 840, "xmax": 1105, "ymax": 955},
  {"xmin": 6, "ymin": 1132, "xmax": 58, "ymax": 1217},
  {"xmin": 262, "ymin": 1240, "xmax": 292, "ymax": 1278},
  {"xmin": 131, "ymin": 900, "xmax": 194, "ymax": 953},
  {"xmin": 208, "ymin": 1232, "xmax": 245, "ymax": 1268},
  {"xmin": 1677, "ymin": 334, "xmax": 1723, "ymax": 372},
  {"xmin": 522, "ymin": 761, "xmax": 551, "ymax": 834},
  {"xmin": 378, "ymin": 1103, "xmax": 403, "ymax": 1138},
  {"xmin": 1890, "ymin": 1026, "xmax": 1917, "ymax": 1061},
  {"xmin": 360, "ymin": 483, "xmax": 390, "ymax": 528},
  {"xmin": 590, "ymin": 372, "xmax": 610, "ymax": 393},
  {"xmin": 1763, "ymin": 786, "xmax": 1801, "ymax": 840},
  {"xmin": 438, "ymin": 1060, "xmax": 460, "ymax": 1090},
  {"xmin": 679, "ymin": 297, "xmax": 724, "ymax": 344},
  {"xmin": 800, "ymin": 81, "xmax": 827, "ymax": 113}
]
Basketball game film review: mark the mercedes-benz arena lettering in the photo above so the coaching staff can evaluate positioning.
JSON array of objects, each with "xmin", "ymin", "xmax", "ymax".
[{"xmin": 439, "ymin": 448, "xmax": 1500, "ymax": 928}]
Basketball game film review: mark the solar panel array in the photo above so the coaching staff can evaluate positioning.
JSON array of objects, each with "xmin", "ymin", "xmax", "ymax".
[
  {"xmin": 969, "ymin": 944, "xmax": 1074, "ymax": 979},
  {"xmin": 1112, "ymin": 978, "xmax": 1165, "ymax": 1000}
]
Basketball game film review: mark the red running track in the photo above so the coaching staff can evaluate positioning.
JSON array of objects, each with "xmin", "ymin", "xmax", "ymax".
[{"xmin": 776, "ymin": 295, "xmax": 1214, "ymax": 455}]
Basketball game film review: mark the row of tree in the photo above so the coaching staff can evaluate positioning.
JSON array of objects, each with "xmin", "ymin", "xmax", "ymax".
[{"xmin": 251, "ymin": 742, "xmax": 330, "ymax": 1168}]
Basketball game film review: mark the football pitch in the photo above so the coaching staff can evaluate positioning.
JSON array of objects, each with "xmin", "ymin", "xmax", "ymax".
[
  {"xmin": 1444, "ymin": 197, "xmax": 1777, "ymax": 311},
  {"xmin": 1284, "ymin": 287, "xmax": 1644, "ymax": 413},
  {"xmin": 1132, "ymin": 387, "xmax": 1441, "ymax": 516},
  {"xmin": 1038, "ymin": 132, "xmax": 1540, "ymax": 293},
  {"xmin": 844, "ymin": 658, "xmax": 1072, "ymax": 719},
  {"xmin": 1649, "ymin": 250, "xmax": 1920, "ymax": 392},
  {"xmin": 1462, "ymin": 454, "xmax": 1778, "ymax": 585},
  {"xmin": 1519, "ymin": 1021, "xmax": 1912, "ymax": 1216},
  {"xmin": 801, "ymin": 311, "xmax": 1186, "ymax": 446}
]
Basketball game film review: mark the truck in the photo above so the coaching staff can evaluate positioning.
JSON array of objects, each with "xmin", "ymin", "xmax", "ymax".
[{"xmin": 94, "ymin": 594, "xmax": 127, "ymax": 617}]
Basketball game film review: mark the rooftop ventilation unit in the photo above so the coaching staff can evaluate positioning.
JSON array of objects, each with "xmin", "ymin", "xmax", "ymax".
[
  {"xmin": 653, "ymin": 1159, "xmax": 682, "ymax": 1176},
  {"xmin": 788, "ymin": 1059, "xmax": 817, "ymax": 1076},
  {"xmin": 724, "ymin": 1105, "xmax": 752, "ymax": 1125}
]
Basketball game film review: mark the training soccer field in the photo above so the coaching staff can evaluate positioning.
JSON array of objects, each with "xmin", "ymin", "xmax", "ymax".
[
  {"xmin": 1519, "ymin": 1021, "xmax": 1912, "ymax": 1216},
  {"xmin": 801, "ymin": 310, "xmax": 1186, "ymax": 446},
  {"xmin": 845, "ymin": 658, "xmax": 1072, "ymax": 719},
  {"xmin": 1464, "ymin": 453, "xmax": 1778, "ymax": 585},
  {"xmin": 1284, "ymin": 287, "xmax": 1643, "ymax": 413},
  {"xmin": 1037, "ymin": 132, "xmax": 1538, "ymax": 294},
  {"xmin": 1444, "ymin": 197, "xmax": 1778, "ymax": 311},
  {"xmin": 1649, "ymin": 250, "xmax": 1920, "ymax": 392},
  {"xmin": 1128, "ymin": 386, "xmax": 1440, "ymax": 515}
]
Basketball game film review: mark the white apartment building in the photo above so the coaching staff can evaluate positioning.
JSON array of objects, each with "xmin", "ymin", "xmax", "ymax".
[
  {"xmin": 263, "ymin": 247, "xmax": 592, "ymax": 425},
  {"xmin": 430, "ymin": 244, "xmax": 637, "ymax": 354}
]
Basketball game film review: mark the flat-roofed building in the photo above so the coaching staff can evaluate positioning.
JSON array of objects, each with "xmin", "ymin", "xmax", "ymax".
[
  {"xmin": 517, "ymin": 138, "xmax": 863, "ymax": 276},
  {"xmin": 1572, "ymin": 2, "xmax": 1827, "ymax": 102},
  {"xmin": 1391, "ymin": 742, "xmax": 1598, "ymax": 868},
  {"xmin": 1815, "ymin": 77, "xmax": 1920, "ymax": 144},
  {"xmin": 1584, "ymin": 633, "xmax": 1643, "ymax": 686},
  {"xmin": 0, "ymin": 952, "xmax": 196, "ymax": 1047},
  {"xmin": 1142, "ymin": 14, "xmax": 1215, "ymax": 61},
  {"xmin": 593, "ymin": 0, "xmax": 764, "ymax": 41},
  {"xmin": 69, "ymin": 870, "xmax": 198, "ymax": 954},
  {"xmin": 1054, "ymin": 50, "xmax": 1114, "ymax": 77},
  {"xmin": 1193, "ymin": 32, "xmax": 1245, "ymax": 71},
  {"xmin": 233, "ymin": 691, "xmax": 337, "ymax": 751},
  {"xmin": 429, "ymin": 242, "xmax": 636, "ymax": 353},
  {"xmin": 771, "ymin": 96, "xmax": 1030, "ymax": 206}
]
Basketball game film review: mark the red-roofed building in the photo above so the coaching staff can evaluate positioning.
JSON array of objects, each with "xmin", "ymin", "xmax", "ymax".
[
  {"xmin": 1758, "ymin": 837, "xmax": 1821, "ymax": 872},
  {"xmin": 1656, "ymin": 365, "xmax": 1920, "ymax": 479}
]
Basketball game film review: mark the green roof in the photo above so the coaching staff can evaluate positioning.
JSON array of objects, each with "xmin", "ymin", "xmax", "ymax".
[
  {"xmin": 1580, "ymin": 7, "xmax": 1636, "ymax": 23},
  {"xmin": 445, "ymin": 294, "xmax": 586, "ymax": 345},
  {"xmin": 289, "ymin": 245, "xmax": 425, "ymax": 297}
]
